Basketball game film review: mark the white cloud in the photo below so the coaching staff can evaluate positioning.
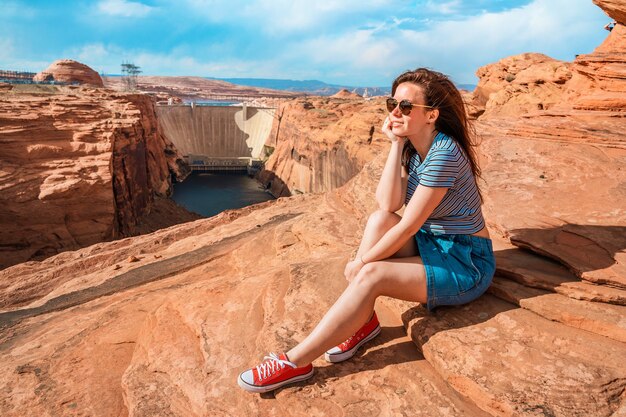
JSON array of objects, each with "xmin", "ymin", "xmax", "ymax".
[
  {"xmin": 425, "ymin": 0, "xmax": 462, "ymax": 15},
  {"xmin": 274, "ymin": 0, "xmax": 607, "ymax": 84},
  {"xmin": 366, "ymin": 17, "xmax": 418, "ymax": 34},
  {"xmin": 407, "ymin": 0, "xmax": 604, "ymax": 81},
  {"xmin": 0, "ymin": 38, "xmax": 15, "ymax": 61},
  {"xmin": 77, "ymin": 43, "xmax": 110, "ymax": 63},
  {"xmin": 0, "ymin": 1, "xmax": 37, "ymax": 18},
  {"xmin": 287, "ymin": 30, "xmax": 397, "ymax": 71},
  {"xmin": 0, "ymin": 0, "xmax": 38, "ymax": 20},
  {"xmin": 0, "ymin": 37, "xmax": 50, "ymax": 71},
  {"xmin": 185, "ymin": 0, "xmax": 392, "ymax": 34},
  {"xmin": 67, "ymin": 43, "xmax": 285, "ymax": 79},
  {"xmin": 51, "ymin": 0, "xmax": 607, "ymax": 86},
  {"xmin": 97, "ymin": 0, "xmax": 155, "ymax": 17}
]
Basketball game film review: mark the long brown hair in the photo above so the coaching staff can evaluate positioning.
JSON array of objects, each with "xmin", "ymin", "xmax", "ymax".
[{"xmin": 392, "ymin": 68, "xmax": 483, "ymax": 202}]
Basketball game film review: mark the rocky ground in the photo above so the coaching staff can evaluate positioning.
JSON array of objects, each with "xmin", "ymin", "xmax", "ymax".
[
  {"xmin": 0, "ymin": 0, "xmax": 625, "ymax": 415},
  {"xmin": 0, "ymin": 144, "xmax": 624, "ymax": 416}
]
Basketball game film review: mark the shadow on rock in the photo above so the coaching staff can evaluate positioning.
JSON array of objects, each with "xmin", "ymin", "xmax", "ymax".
[
  {"xmin": 401, "ymin": 294, "xmax": 518, "ymax": 352},
  {"xmin": 509, "ymin": 224, "xmax": 626, "ymax": 273},
  {"xmin": 260, "ymin": 325, "xmax": 422, "ymax": 398}
]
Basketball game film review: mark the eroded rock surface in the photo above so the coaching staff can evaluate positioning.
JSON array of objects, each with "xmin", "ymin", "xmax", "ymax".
[
  {"xmin": 470, "ymin": 53, "xmax": 573, "ymax": 117},
  {"xmin": 1, "ymin": 145, "xmax": 624, "ymax": 416},
  {"xmin": 257, "ymin": 96, "xmax": 387, "ymax": 197},
  {"xmin": 0, "ymin": 84, "xmax": 194, "ymax": 269},
  {"xmin": 1, "ymin": 1, "xmax": 625, "ymax": 416},
  {"xmin": 33, "ymin": 59, "xmax": 104, "ymax": 87},
  {"xmin": 595, "ymin": 0, "xmax": 626, "ymax": 25},
  {"xmin": 471, "ymin": 15, "xmax": 626, "ymax": 294}
]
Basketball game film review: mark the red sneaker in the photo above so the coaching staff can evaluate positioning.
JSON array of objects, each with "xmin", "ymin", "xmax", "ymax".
[
  {"xmin": 238, "ymin": 352, "xmax": 314, "ymax": 393},
  {"xmin": 324, "ymin": 311, "xmax": 381, "ymax": 363}
]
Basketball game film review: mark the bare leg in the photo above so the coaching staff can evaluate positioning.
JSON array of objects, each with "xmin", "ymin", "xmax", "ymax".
[
  {"xmin": 345, "ymin": 209, "xmax": 417, "ymax": 322},
  {"xmin": 354, "ymin": 210, "xmax": 418, "ymax": 262},
  {"xmin": 286, "ymin": 211, "xmax": 426, "ymax": 367},
  {"xmin": 287, "ymin": 257, "xmax": 428, "ymax": 366},
  {"xmin": 342, "ymin": 209, "xmax": 417, "ymax": 324}
]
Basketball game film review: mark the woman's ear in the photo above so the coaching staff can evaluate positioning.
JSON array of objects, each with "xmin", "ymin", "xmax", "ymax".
[{"xmin": 428, "ymin": 109, "xmax": 439, "ymax": 124}]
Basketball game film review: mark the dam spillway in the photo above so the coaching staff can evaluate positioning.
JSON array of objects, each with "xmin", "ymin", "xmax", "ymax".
[{"xmin": 155, "ymin": 104, "xmax": 276, "ymax": 173}]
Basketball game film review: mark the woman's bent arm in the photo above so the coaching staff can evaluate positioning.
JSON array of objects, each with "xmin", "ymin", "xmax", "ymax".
[
  {"xmin": 375, "ymin": 140, "xmax": 406, "ymax": 212},
  {"xmin": 364, "ymin": 185, "xmax": 448, "ymax": 262}
]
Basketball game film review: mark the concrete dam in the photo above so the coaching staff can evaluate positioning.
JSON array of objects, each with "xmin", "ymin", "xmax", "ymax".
[{"xmin": 156, "ymin": 104, "xmax": 276, "ymax": 173}]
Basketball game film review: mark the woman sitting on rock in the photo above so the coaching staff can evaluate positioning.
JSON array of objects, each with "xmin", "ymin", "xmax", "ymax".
[{"xmin": 238, "ymin": 68, "xmax": 496, "ymax": 393}]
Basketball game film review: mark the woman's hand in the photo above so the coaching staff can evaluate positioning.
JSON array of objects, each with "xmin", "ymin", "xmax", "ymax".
[
  {"xmin": 382, "ymin": 116, "xmax": 406, "ymax": 143},
  {"xmin": 344, "ymin": 258, "xmax": 365, "ymax": 283}
]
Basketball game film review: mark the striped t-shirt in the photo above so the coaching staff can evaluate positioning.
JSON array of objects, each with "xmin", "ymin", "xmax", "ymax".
[{"xmin": 404, "ymin": 132, "xmax": 485, "ymax": 234}]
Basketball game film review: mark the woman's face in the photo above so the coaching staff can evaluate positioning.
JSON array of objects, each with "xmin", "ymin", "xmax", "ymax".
[{"xmin": 388, "ymin": 82, "xmax": 436, "ymax": 139}]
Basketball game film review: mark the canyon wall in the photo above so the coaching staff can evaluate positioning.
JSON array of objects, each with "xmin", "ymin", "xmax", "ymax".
[
  {"xmin": 257, "ymin": 96, "xmax": 386, "ymax": 197},
  {"xmin": 467, "ymin": 5, "xmax": 626, "ymax": 291},
  {"xmin": 0, "ymin": 1, "xmax": 624, "ymax": 416},
  {"xmin": 0, "ymin": 83, "xmax": 190, "ymax": 269}
]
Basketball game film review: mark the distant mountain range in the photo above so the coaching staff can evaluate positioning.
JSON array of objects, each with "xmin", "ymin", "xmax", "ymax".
[
  {"xmin": 208, "ymin": 77, "xmax": 390, "ymax": 97},
  {"xmin": 209, "ymin": 77, "xmax": 476, "ymax": 96},
  {"xmin": 105, "ymin": 74, "xmax": 476, "ymax": 96}
]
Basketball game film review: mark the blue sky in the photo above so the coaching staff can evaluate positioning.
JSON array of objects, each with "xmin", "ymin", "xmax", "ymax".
[{"xmin": 0, "ymin": 0, "xmax": 611, "ymax": 87}]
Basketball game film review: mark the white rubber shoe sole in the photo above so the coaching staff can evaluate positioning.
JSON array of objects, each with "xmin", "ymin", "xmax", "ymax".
[
  {"xmin": 324, "ymin": 325, "xmax": 381, "ymax": 363},
  {"xmin": 237, "ymin": 368, "xmax": 314, "ymax": 393}
]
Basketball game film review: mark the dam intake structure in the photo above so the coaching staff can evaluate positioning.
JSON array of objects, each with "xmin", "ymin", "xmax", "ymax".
[{"xmin": 155, "ymin": 102, "xmax": 276, "ymax": 175}]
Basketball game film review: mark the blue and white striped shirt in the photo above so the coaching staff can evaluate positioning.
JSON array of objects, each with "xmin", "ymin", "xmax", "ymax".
[{"xmin": 405, "ymin": 132, "xmax": 485, "ymax": 234}]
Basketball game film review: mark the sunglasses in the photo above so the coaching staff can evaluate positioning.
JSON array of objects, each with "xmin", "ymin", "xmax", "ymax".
[{"xmin": 386, "ymin": 98, "xmax": 433, "ymax": 115}]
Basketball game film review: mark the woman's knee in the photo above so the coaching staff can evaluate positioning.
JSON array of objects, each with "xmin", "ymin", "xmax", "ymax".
[
  {"xmin": 367, "ymin": 209, "xmax": 400, "ymax": 231},
  {"xmin": 352, "ymin": 262, "xmax": 384, "ymax": 294}
]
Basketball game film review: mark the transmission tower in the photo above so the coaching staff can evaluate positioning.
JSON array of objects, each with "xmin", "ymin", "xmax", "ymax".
[{"xmin": 121, "ymin": 61, "xmax": 142, "ymax": 92}]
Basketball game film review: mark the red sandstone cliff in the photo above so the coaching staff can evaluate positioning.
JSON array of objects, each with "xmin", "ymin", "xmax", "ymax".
[
  {"xmin": 0, "ymin": 82, "xmax": 193, "ymax": 269},
  {"xmin": 466, "ymin": 4, "xmax": 626, "ymax": 291},
  {"xmin": 33, "ymin": 59, "xmax": 104, "ymax": 87},
  {"xmin": 257, "ymin": 96, "xmax": 386, "ymax": 197},
  {"xmin": 0, "ymin": 1, "xmax": 624, "ymax": 416}
]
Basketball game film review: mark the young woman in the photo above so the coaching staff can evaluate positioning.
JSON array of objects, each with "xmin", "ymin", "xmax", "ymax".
[{"xmin": 238, "ymin": 68, "xmax": 496, "ymax": 393}]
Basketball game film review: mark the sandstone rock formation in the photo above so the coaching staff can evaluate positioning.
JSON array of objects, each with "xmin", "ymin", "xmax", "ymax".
[
  {"xmin": 468, "ymin": 1, "xmax": 626, "ymax": 294},
  {"xmin": 0, "ymin": 144, "xmax": 624, "ymax": 416},
  {"xmin": 470, "ymin": 0, "xmax": 626, "ymax": 118},
  {"xmin": 33, "ymin": 59, "xmax": 104, "ymax": 87},
  {"xmin": 471, "ymin": 53, "xmax": 573, "ymax": 117},
  {"xmin": 332, "ymin": 88, "xmax": 362, "ymax": 99},
  {"xmin": 595, "ymin": 0, "xmax": 626, "ymax": 24},
  {"xmin": 0, "ymin": 1, "xmax": 625, "ymax": 415},
  {"xmin": 569, "ymin": 24, "xmax": 626, "ymax": 111},
  {"xmin": 0, "ymin": 84, "xmax": 194, "ymax": 269},
  {"xmin": 257, "ymin": 96, "xmax": 387, "ymax": 197}
]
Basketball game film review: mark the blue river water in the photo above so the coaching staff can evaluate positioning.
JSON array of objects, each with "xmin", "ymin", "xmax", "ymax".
[{"xmin": 171, "ymin": 172, "xmax": 275, "ymax": 218}]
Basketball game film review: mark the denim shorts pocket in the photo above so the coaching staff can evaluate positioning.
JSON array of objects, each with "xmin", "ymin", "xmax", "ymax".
[
  {"xmin": 470, "ymin": 241, "xmax": 496, "ymax": 290},
  {"xmin": 451, "ymin": 240, "xmax": 481, "ymax": 294}
]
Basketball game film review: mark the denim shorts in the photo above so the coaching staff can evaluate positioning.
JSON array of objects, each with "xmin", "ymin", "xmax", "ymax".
[{"xmin": 414, "ymin": 228, "xmax": 496, "ymax": 312}]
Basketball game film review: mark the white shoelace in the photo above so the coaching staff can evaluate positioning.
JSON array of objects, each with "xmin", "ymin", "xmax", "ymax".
[
  {"xmin": 256, "ymin": 352, "xmax": 297, "ymax": 381},
  {"xmin": 340, "ymin": 335, "xmax": 355, "ymax": 349}
]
